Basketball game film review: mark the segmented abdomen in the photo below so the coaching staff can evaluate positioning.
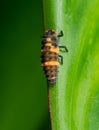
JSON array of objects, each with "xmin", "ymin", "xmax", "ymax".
[{"xmin": 41, "ymin": 44, "xmax": 59, "ymax": 84}]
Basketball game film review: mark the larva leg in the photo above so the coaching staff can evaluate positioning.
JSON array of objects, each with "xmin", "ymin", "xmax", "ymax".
[
  {"xmin": 58, "ymin": 55, "xmax": 63, "ymax": 64},
  {"xmin": 59, "ymin": 46, "xmax": 68, "ymax": 52},
  {"xmin": 57, "ymin": 31, "xmax": 63, "ymax": 37}
]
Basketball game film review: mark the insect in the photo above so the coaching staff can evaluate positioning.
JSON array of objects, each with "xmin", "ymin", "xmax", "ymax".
[{"xmin": 41, "ymin": 30, "xmax": 68, "ymax": 84}]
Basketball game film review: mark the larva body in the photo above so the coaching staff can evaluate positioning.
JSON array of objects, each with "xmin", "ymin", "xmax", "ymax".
[{"xmin": 41, "ymin": 30, "xmax": 68, "ymax": 84}]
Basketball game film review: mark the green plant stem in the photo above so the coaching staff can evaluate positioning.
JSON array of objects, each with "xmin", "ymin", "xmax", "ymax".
[
  {"xmin": 43, "ymin": 1, "xmax": 70, "ymax": 129},
  {"xmin": 43, "ymin": 0, "xmax": 99, "ymax": 130}
]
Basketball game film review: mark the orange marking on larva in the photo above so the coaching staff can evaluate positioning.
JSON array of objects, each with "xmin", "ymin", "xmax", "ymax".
[
  {"xmin": 45, "ymin": 43, "xmax": 51, "ymax": 46},
  {"xmin": 45, "ymin": 30, "xmax": 48, "ymax": 32},
  {"xmin": 50, "ymin": 47, "xmax": 59, "ymax": 53},
  {"xmin": 46, "ymin": 38, "xmax": 51, "ymax": 42},
  {"xmin": 41, "ymin": 47, "xmax": 59, "ymax": 53},
  {"xmin": 42, "ymin": 61, "xmax": 59, "ymax": 66}
]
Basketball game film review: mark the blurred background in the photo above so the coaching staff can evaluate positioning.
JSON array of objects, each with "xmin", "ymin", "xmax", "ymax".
[{"xmin": 1, "ymin": 0, "xmax": 51, "ymax": 130}]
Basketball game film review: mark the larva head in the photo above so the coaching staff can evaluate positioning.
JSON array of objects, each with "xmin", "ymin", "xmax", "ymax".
[{"xmin": 44, "ymin": 30, "xmax": 56, "ymax": 35}]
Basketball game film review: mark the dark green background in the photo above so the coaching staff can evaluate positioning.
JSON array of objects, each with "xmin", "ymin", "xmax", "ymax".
[{"xmin": 1, "ymin": 0, "xmax": 50, "ymax": 130}]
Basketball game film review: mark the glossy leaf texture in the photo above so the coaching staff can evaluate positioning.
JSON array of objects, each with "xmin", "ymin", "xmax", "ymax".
[{"xmin": 43, "ymin": 0, "xmax": 99, "ymax": 130}]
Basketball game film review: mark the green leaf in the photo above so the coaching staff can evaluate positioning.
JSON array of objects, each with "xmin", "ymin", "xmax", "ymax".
[{"xmin": 43, "ymin": 0, "xmax": 99, "ymax": 130}]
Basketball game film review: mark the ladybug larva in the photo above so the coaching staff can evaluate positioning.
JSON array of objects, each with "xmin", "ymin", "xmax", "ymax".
[{"xmin": 41, "ymin": 30, "xmax": 68, "ymax": 84}]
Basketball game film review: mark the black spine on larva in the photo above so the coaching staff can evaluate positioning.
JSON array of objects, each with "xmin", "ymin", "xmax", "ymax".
[{"xmin": 41, "ymin": 30, "xmax": 59, "ymax": 84}]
